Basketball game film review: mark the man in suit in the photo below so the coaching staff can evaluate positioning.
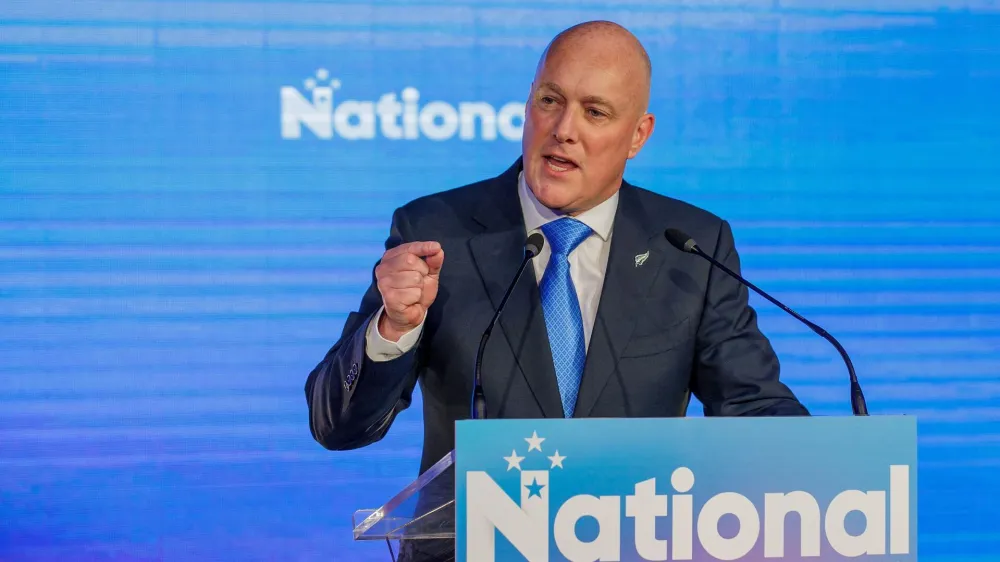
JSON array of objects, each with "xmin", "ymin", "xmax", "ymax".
[{"xmin": 306, "ymin": 16, "xmax": 807, "ymax": 492}]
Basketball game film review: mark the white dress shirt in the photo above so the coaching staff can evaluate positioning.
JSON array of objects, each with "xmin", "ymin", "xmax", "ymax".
[{"xmin": 365, "ymin": 172, "xmax": 619, "ymax": 361}]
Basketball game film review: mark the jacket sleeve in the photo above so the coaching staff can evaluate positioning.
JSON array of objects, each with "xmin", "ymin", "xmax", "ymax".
[
  {"xmin": 304, "ymin": 208, "xmax": 422, "ymax": 450},
  {"xmin": 690, "ymin": 220, "xmax": 810, "ymax": 416}
]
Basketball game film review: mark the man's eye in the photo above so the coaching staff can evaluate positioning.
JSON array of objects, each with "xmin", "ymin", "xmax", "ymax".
[
  {"xmin": 540, "ymin": 96, "xmax": 556, "ymax": 104},
  {"xmin": 588, "ymin": 108, "xmax": 606, "ymax": 118}
]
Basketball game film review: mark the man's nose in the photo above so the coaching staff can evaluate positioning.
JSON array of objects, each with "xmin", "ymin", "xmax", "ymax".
[{"xmin": 552, "ymin": 108, "xmax": 578, "ymax": 143}]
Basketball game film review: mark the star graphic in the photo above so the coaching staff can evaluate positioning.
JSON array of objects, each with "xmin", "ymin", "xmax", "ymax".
[
  {"xmin": 525, "ymin": 477, "xmax": 545, "ymax": 499},
  {"xmin": 548, "ymin": 450, "xmax": 566, "ymax": 469},
  {"xmin": 524, "ymin": 431, "xmax": 545, "ymax": 452},
  {"xmin": 503, "ymin": 449, "xmax": 525, "ymax": 471}
]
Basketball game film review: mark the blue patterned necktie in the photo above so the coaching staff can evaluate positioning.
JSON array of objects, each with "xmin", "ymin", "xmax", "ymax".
[{"xmin": 539, "ymin": 217, "xmax": 593, "ymax": 418}]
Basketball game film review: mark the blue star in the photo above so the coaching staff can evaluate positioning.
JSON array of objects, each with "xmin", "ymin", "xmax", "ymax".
[{"xmin": 525, "ymin": 478, "xmax": 545, "ymax": 499}]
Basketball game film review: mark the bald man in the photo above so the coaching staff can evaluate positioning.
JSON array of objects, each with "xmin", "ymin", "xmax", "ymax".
[{"xmin": 306, "ymin": 16, "xmax": 808, "ymax": 524}]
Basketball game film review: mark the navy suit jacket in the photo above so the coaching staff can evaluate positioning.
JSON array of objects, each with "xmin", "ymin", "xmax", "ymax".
[{"xmin": 305, "ymin": 158, "xmax": 807, "ymax": 474}]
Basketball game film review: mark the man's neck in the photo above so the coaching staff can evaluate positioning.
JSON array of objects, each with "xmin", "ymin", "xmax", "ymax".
[{"xmin": 517, "ymin": 172, "xmax": 620, "ymax": 241}]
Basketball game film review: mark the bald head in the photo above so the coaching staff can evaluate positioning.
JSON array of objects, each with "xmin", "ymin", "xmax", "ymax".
[
  {"xmin": 520, "ymin": 20, "xmax": 656, "ymax": 215},
  {"xmin": 536, "ymin": 20, "xmax": 652, "ymax": 114}
]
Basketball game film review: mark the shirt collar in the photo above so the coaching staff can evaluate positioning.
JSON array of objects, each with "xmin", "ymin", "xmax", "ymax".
[{"xmin": 517, "ymin": 171, "xmax": 619, "ymax": 242}]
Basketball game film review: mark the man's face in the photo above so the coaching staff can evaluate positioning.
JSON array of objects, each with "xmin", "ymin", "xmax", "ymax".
[{"xmin": 521, "ymin": 41, "xmax": 653, "ymax": 215}]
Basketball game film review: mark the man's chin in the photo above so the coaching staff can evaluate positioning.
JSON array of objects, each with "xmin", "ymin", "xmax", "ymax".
[{"xmin": 529, "ymin": 183, "xmax": 578, "ymax": 213}]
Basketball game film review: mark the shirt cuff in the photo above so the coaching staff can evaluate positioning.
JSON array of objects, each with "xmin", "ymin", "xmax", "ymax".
[{"xmin": 364, "ymin": 306, "xmax": 425, "ymax": 362}]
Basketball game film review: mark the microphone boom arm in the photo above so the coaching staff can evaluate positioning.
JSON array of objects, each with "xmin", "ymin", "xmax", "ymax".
[
  {"xmin": 471, "ymin": 232, "xmax": 545, "ymax": 420},
  {"xmin": 681, "ymin": 237, "xmax": 868, "ymax": 416},
  {"xmin": 472, "ymin": 255, "xmax": 533, "ymax": 420}
]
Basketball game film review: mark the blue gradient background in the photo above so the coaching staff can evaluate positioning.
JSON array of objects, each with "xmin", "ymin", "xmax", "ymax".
[
  {"xmin": 456, "ymin": 417, "xmax": 917, "ymax": 561},
  {"xmin": 1, "ymin": 1, "xmax": 999, "ymax": 561}
]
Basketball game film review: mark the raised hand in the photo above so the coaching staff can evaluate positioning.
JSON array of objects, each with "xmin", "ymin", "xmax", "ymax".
[{"xmin": 374, "ymin": 241, "xmax": 445, "ymax": 342}]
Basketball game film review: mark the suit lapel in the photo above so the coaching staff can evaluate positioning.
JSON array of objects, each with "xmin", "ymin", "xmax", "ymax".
[
  {"xmin": 573, "ymin": 183, "xmax": 678, "ymax": 418},
  {"xmin": 467, "ymin": 161, "xmax": 565, "ymax": 418}
]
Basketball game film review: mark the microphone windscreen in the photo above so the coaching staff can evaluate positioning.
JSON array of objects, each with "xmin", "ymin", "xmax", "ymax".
[
  {"xmin": 525, "ymin": 232, "xmax": 545, "ymax": 258},
  {"xmin": 664, "ymin": 228, "xmax": 697, "ymax": 253}
]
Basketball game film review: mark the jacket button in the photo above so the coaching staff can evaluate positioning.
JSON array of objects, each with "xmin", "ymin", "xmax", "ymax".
[{"xmin": 344, "ymin": 363, "xmax": 360, "ymax": 389}]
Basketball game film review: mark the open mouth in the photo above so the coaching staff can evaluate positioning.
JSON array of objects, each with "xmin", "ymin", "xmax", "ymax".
[{"xmin": 544, "ymin": 155, "xmax": 578, "ymax": 172}]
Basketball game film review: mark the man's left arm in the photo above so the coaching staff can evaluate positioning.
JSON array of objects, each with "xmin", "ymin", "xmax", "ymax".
[{"xmin": 690, "ymin": 220, "xmax": 810, "ymax": 416}]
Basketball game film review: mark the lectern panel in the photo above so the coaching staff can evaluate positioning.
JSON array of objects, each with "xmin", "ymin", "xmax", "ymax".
[{"xmin": 352, "ymin": 450, "xmax": 456, "ymax": 541}]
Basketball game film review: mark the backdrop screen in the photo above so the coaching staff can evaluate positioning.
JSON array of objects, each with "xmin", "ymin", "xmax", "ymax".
[{"xmin": 1, "ymin": 1, "xmax": 998, "ymax": 560}]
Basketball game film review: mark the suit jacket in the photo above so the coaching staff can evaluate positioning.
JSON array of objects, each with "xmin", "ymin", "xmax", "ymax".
[{"xmin": 305, "ymin": 158, "xmax": 807, "ymax": 475}]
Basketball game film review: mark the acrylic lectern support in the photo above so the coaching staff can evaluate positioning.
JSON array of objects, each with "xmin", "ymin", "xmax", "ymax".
[{"xmin": 352, "ymin": 450, "xmax": 456, "ymax": 561}]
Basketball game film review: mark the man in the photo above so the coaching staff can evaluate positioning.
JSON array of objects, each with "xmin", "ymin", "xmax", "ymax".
[{"xmin": 306, "ymin": 19, "xmax": 807, "ymax": 476}]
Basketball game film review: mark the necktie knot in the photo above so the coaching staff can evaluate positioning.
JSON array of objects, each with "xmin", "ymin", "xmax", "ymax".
[{"xmin": 541, "ymin": 218, "xmax": 592, "ymax": 257}]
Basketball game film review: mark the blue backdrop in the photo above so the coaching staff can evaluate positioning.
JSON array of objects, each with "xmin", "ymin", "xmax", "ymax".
[{"xmin": 1, "ymin": 1, "xmax": 998, "ymax": 560}]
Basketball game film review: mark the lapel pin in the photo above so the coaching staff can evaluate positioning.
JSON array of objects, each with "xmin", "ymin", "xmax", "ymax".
[{"xmin": 634, "ymin": 250, "xmax": 650, "ymax": 267}]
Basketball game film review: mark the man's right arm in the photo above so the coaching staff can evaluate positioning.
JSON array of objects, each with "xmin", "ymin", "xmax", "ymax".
[{"xmin": 304, "ymin": 209, "xmax": 436, "ymax": 451}]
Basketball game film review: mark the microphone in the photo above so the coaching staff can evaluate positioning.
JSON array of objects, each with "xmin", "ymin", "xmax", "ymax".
[
  {"xmin": 664, "ymin": 228, "xmax": 869, "ymax": 416},
  {"xmin": 471, "ymin": 233, "xmax": 545, "ymax": 420}
]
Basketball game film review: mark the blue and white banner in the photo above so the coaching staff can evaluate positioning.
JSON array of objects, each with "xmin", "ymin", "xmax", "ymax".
[{"xmin": 456, "ymin": 417, "xmax": 917, "ymax": 561}]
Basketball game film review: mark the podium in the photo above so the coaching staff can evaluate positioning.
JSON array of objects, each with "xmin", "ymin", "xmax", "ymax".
[
  {"xmin": 352, "ymin": 450, "xmax": 457, "ymax": 561},
  {"xmin": 352, "ymin": 416, "xmax": 916, "ymax": 562}
]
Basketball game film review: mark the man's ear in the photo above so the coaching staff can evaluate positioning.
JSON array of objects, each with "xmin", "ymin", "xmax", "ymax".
[{"xmin": 628, "ymin": 112, "xmax": 655, "ymax": 159}]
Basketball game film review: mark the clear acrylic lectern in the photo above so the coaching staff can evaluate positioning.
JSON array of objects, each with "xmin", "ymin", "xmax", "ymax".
[{"xmin": 352, "ymin": 450, "xmax": 457, "ymax": 561}]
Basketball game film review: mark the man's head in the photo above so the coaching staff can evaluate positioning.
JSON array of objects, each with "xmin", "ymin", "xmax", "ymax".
[{"xmin": 521, "ymin": 21, "xmax": 655, "ymax": 215}]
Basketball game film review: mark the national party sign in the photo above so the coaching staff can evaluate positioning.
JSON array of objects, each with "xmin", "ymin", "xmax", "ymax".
[{"xmin": 456, "ymin": 416, "xmax": 916, "ymax": 561}]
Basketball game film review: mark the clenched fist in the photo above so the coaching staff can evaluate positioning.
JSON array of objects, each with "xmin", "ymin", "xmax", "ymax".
[{"xmin": 375, "ymin": 241, "xmax": 445, "ymax": 342}]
